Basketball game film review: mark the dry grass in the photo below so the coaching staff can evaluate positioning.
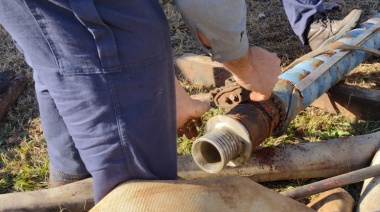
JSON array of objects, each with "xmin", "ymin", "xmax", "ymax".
[{"xmin": 0, "ymin": 0, "xmax": 379, "ymax": 205}]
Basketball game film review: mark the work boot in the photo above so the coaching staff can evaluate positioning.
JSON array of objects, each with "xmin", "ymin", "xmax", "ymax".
[
  {"xmin": 49, "ymin": 165, "xmax": 91, "ymax": 188},
  {"xmin": 307, "ymin": 9, "xmax": 362, "ymax": 50}
]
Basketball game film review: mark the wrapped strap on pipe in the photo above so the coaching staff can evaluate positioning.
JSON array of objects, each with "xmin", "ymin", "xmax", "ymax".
[{"xmin": 276, "ymin": 13, "xmax": 380, "ymax": 114}]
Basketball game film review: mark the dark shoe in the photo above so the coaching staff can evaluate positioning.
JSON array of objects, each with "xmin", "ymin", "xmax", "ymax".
[{"xmin": 307, "ymin": 9, "xmax": 362, "ymax": 50}]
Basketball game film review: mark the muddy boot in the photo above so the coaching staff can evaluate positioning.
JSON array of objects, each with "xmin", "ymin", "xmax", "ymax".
[{"xmin": 307, "ymin": 9, "xmax": 362, "ymax": 50}]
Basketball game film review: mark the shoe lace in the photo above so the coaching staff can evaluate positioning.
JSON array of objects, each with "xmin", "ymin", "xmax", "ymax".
[{"xmin": 314, "ymin": 16, "xmax": 335, "ymax": 33}]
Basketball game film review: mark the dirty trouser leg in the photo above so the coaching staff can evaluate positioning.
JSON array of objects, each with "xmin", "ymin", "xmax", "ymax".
[
  {"xmin": 281, "ymin": 0, "xmax": 325, "ymax": 44},
  {"xmin": 0, "ymin": 0, "xmax": 177, "ymax": 202}
]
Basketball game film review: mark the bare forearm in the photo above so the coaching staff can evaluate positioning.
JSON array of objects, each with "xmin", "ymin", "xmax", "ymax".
[
  {"xmin": 225, "ymin": 47, "xmax": 282, "ymax": 101},
  {"xmin": 222, "ymin": 50, "xmax": 253, "ymax": 80},
  {"xmin": 176, "ymin": 0, "xmax": 281, "ymax": 101}
]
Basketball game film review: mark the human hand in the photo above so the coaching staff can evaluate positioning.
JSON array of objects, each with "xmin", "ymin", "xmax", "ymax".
[
  {"xmin": 175, "ymin": 78, "xmax": 210, "ymax": 139},
  {"xmin": 224, "ymin": 46, "xmax": 281, "ymax": 101}
]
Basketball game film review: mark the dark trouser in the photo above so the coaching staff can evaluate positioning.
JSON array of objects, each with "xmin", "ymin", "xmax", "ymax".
[
  {"xmin": 0, "ymin": 0, "xmax": 177, "ymax": 202},
  {"xmin": 282, "ymin": 0, "xmax": 325, "ymax": 44}
]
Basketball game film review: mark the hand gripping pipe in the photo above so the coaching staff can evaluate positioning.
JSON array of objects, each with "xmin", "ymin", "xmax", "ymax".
[{"xmin": 192, "ymin": 13, "xmax": 380, "ymax": 174}]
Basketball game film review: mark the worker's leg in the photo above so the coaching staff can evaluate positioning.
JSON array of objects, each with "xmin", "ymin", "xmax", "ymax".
[
  {"xmin": 0, "ymin": 0, "xmax": 177, "ymax": 202},
  {"xmin": 281, "ymin": 0, "xmax": 325, "ymax": 44},
  {"xmin": 281, "ymin": 0, "xmax": 361, "ymax": 50},
  {"xmin": 34, "ymin": 72, "xmax": 91, "ymax": 186}
]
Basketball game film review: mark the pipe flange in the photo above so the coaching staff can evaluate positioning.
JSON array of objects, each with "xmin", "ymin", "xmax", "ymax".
[{"xmin": 204, "ymin": 115, "xmax": 252, "ymax": 167}]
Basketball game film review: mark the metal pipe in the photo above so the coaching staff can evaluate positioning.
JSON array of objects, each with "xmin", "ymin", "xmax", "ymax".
[
  {"xmin": 192, "ymin": 14, "xmax": 380, "ymax": 173},
  {"xmin": 192, "ymin": 103, "xmax": 271, "ymax": 173},
  {"xmin": 356, "ymin": 146, "xmax": 380, "ymax": 212},
  {"xmin": 2, "ymin": 132, "xmax": 380, "ymax": 211},
  {"xmin": 183, "ymin": 131, "xmax": 380, "ymax": 180},
  {"xmin": 280, "ymin": 164, "xmax": 380, "ymax": 200}
]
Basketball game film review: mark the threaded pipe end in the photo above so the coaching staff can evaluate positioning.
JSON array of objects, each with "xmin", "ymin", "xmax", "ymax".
[{"xmin": 192, "ymin": 129, "xmax": 244, "ymax": 174}]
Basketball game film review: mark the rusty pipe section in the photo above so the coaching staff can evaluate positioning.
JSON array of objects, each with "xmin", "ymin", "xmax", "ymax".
[
  {"xmin": 281, "ymin": 164, "xmax": 380, "ymax": 200},
  {"xmin": 192, "ymin": 14, "xmax": 380, "ymax": 173},
  {"xmin": 192, "ymin": 98, "xmax": 283, "ymax": 173}
]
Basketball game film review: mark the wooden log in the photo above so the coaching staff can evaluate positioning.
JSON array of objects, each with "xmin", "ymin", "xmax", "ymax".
[{"xmin": 0, "ymin": 71, "xmax": 28, "ymax": 121}]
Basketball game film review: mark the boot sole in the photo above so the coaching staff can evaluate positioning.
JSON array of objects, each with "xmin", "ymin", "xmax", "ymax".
[{"xmin": 318, "ymin": 9, "xmax": 363, "ymax": 49}]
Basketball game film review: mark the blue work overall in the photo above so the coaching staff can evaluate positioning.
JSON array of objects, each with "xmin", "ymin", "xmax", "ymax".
[
  {"xmin": 0, "ymin": 0, "xmax": 177, "ymax": 202},
  {"xmin": 282, "ymin": 0, "xmax": 325, "ymax": 44}
]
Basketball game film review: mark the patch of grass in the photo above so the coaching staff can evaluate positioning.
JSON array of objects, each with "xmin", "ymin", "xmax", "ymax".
[{"xmin": 0, "ymin": 118, "xmax": 48, "ymax": 193}]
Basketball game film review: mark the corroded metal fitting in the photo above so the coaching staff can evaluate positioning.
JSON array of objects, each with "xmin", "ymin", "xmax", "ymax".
[{"xmin": 192, "ymin": 96, "xmax": 285, "ymax": 173}]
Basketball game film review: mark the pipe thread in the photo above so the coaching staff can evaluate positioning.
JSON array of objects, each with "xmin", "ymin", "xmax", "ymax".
[{"xmin": 192, "ymin": 129, "xmax": 244, "ymax": 173}]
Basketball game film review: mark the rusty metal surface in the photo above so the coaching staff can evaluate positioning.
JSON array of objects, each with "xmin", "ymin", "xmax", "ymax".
[
  {"xmin": 281, "ymin": 164, "xmax": 380, "ymax": 200},
  {"xmin": 227, "ymin": 103, "xmax": 271, "ymax": 148},
  {"xmin": 210, "ymin": 82, "xmax": 250, "ymax": 108},
  {"xmin": 177, "ymin": 117, "xmax": 202, "ymax": 139},
  {"xmin": 226, "ymin": 96, "xmax": 283, "ymax": 148},
  {"xmin": 190, "ymin": 78, "xmax": 251, "ymax": 109}
]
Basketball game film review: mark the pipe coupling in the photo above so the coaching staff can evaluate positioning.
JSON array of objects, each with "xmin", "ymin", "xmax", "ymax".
[{"xmin": 192, "ymin": 115, "xmax": 251, "ymax": 173}]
